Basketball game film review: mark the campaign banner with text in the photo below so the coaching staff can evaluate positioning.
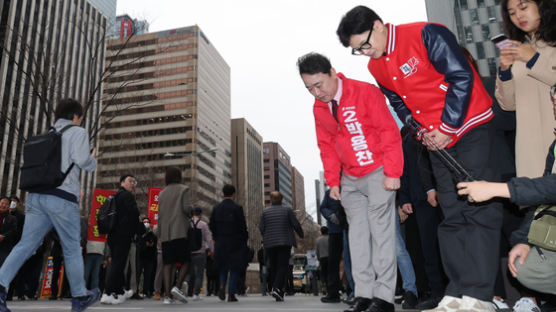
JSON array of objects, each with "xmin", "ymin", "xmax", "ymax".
[
  {"xmin": 147, "ymin": 187, "xmax": 162, "ymax": 227},
  {"xmin": 87, "ymin": 188, "xmax": 116, "ymax": 242}
]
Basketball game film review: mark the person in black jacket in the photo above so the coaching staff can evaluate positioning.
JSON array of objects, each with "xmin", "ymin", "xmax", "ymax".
[
  {"xmin": 259, "ymin": 191, "xmax": 304, "ymax": 302},
  {"xmin": 101, "ymin": 174, "xmax": 140, "ymax": 305},
  {"xmin": 209, "ymin": 184, "xmax": 248, "ymax": 303},
  {"xmin": 319, "ymin": 190, "xmax": 346, "ymax": 303},
  {"xmin": 0, "ymin": 197, "xmax": 18, "ymax": 267},
  {"xmin": 137, "ymin": 217, "xmax": 157, "ymax": 298},
  {"xmin": 458, "ymin": 140, "xmax": 556, "ymax": 295}
]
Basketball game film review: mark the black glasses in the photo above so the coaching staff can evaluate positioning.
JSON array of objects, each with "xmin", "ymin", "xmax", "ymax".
[{"xmin": 352, "ymin": 27, "xmax": 373, "ymax": 55}]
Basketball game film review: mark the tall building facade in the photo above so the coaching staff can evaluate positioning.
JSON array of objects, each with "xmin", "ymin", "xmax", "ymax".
[
  {"xmin": 0, "ymin": 0, "xmax": 107, "ymax": 205},
  {"xmin": 87, "ymin": 0, "xmax": 116, "ymax": 27},
  {"xmin": 291, "ymin": 166, "xmax": 305, "ymax": 213},
  {"xmin": 425, "ymin": 0, "xmax": 504, "ymax": 77},
  {"xmin": 231, "ymin": 118, "xmax": 264, "ymax": 248},
  {"xmin": 98, "ymin": 25, "xmax": 231, "ymax": 212},
  {"xmin": 314, "ymin": 171, "xmax": 326, "ymax": 225},
  {"xmin": 263, "ymin": 142, "xmax": 293, "ymax": 208}
]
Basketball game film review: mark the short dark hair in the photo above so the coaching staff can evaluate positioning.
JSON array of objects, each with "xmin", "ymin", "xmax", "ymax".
[
  {"xmin": 142, "ymin": 217, "xmax": 150, "ymax": 223},
  {"xmin": 337, "ymin": 5, "xmax": 383, "ymax": 47},
  {"xmin": 9, "ymin": 195, "xmax": 19, "ymax": 202},
  {"xmin": 120, "ymin": 173, "xmax": 135, "ymax": 184},
  {"xmin": 222, "ymin": 184, "xmax": 235, "ymax": 197},
  {"xmin": 0, "ymin": 196, "xmax": 9, "ymax": 202},
  {"xmin": 320, "ymin": 226, "xmax": 328, "ymax": 235},
  {"xmin": 55, "ymin": 98, "xmax": 83, "ymax": 120},
  {"xmin": 297, "ymin": 52, "xmax": 332, "ymax": 76},
  {"xmin": 165, "ymin": 167, "xmax": 182, "ymax": 185},
  {"xmin": 270, "ymin": 191, "xmax": 283, "ymax": 205}
]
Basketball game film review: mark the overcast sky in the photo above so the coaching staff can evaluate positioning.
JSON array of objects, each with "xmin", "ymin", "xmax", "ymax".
[{"xmin": 116, "ymin": 0, "xmax": 429, "ymax": 219}]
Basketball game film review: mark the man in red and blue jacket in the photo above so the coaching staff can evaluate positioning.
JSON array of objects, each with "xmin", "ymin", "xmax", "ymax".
[
  {"xmin": 337, "ymin": 6, "xmax": 502, "ymax": 312},
  {"xmin": 297, "ymin": 52, "xmax": 403, "ymax": 312}
]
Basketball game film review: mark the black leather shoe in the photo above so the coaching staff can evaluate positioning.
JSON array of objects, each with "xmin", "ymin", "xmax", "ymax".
[
  {"xmin": 218, "ymin": 288, "xmax": 226, "ymax": 301},
  {"xmin": 321, "ymin": 295, "xmax": 341, "ymax": 303},
  {"xmin": 401, "ymin": 292, "xmax": 418, "ymax": 309},
  {"xmin": 344, "ymin": 297, "xmax": 372, "ymax": 312},
  {"xmin": 227, "ymin": 294, "xmax": 238, "ymax": 302},
  {"xmin": 365, "ymin": 298, "xmax": 395, "ymax": 312},
  {"xmin": 416, "ymin": 296, "xmax": 442, "ymax": 310}
]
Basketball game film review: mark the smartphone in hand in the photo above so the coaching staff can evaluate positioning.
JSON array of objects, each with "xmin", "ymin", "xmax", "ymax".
[{"xmin": 491, "ymin": 34, "xmax": 515, "ymax": 49}]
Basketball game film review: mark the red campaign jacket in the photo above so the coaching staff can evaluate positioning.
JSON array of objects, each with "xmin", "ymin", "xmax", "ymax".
[
  {"xmin": 369, "ymin": 23, "xmax": 493, "ymax": 148},
  {"xmin": 314, "ymin": 73, "xmax": 403, "ymax": 188}
]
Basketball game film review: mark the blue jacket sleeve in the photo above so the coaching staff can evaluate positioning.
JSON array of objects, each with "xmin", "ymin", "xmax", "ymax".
[
  {"xmin": 378, "ymin": 82, "xmax": 412, "ymax": 124},
  {"xmin": 422, "ymin": 24, "xmax": 474, "ymax": 129}
]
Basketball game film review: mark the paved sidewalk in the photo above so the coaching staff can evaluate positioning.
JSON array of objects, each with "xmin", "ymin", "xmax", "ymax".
[{"xmin": 6, "ymin": 294, "xmax": 410, "ymax": 312}]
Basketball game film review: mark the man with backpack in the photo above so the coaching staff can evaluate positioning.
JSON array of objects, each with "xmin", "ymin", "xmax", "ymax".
[
  {"xmin": 0, "ymin": 98, "xmax": 98, "ymax": 312},
  {"xmin": 101, "ymin": 174, "xmax": 140, "ymax": 305},
  {"xmin": 186, "ymin": 206, "xmax": 213, "ymax": 300}
]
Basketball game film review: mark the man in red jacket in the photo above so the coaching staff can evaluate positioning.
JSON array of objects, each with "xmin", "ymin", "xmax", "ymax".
[
  {"xmin": 297, "ymin": 52, "xmax": 403, "ymax": 312},
  {"xmin": 337, "ymin": 6, "xmax": 502, "ymax": 312}
]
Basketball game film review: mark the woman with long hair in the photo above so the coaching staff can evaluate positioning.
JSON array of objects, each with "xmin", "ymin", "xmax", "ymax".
[{"xmin": 496, "ymin": 0, "xmax": 556, "ymax": 178}]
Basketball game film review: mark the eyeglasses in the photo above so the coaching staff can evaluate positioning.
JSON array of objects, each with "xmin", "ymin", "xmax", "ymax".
[
  {"xmin": 351, "ymin": 26, "xmax": 373, "ymax": 55},
  {"xmin": 551, "ymin": 85, "xmax": 555, "ymax": 98}
]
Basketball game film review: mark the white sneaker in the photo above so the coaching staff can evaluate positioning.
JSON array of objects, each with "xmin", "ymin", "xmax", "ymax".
[
  {"xmin": 171, "ymin": 286, "xmax": 188, "ymax": 303},
  {"xmin": 100, "ymin": 293, "xmax": 115, "ymax": 304},
  {"xmin": 181, "ymin": 281, "xmax": 188, "ymax": 296},
  {"xmin": 163, "ymin": 296, "xmax": 174, "ymax": 304},
  {"xmin": 513, "ymin": 298, "xmax": 541, "ymax": 312},
  {"xmin": 493, "ymin": 298, "xmax": 510, "ymax": 310},
  {"xmin": 459, "ymin": 295, "xmax": 496, "ymax": 312},
  {"xmin": 112, "ymin": 294, "xmax": 126, "ymax": 305},
  {"xmin": 192, "ymin": 294, "xmax": 201, "ymax": 301},
  {"xmin": 423, "ymin": 295, "xmax": 463, "ymax": 312},
  {"xmin": 123, "ymin": 289, "xmax": 133, "ymax": 299}
]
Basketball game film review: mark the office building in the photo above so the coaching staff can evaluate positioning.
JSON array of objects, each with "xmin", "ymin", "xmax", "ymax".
[
  {"xmin": 88, "ymin": 0, "xmax": 116, "ymax": 27},
  {"xmin": 231, "ymin": 118, "xmax": 264, "ymax": 248},
  {"xmin": 425, "ymin": 0, "xmax": 504, "ymax": 77},
  {"xmin": 263, "ymin": 142, "xmax": 293, "ymax": 208},
  {"xmin": 0, "ymin": 0, "xmax": 107, "ymax": 205},
  {"xmin": 291, "ymin": 166, "xmax": 305, "ymax": 213},
  {"xmin": 97, "ymin": 25, "xmax": 231, "ymax": 211},
  {"xmin": 112, "ymin": 14, "xmax": 149, "ymax": 39}
]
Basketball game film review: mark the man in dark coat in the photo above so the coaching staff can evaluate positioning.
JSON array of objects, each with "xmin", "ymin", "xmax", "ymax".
[
  {"xmin": 102, "ymin": 174, "xmax": 140, "ymax": 304},
  {"xmin": 259, "ymin": 191, "xmax": 304, "ymax": 302},
  {"xmin": 0, "ymin": 197, "xmax": 18, "ymax": 266},
  {"xmin": 209, "ymin": 184, "xmax": 248, "ymax": 303}
]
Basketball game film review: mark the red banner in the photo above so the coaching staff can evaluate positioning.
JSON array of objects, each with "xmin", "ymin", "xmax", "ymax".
[
  {"xmin": 39, "ymin": 257, "xmax": 64, "ymax": 298},
  {"xmin": 87, "ymin": 188, "xmax": 116, "ymax": 242},
  {"xmin": 147, "ymin": 187, "xmax": 163, "ymax": 227}
]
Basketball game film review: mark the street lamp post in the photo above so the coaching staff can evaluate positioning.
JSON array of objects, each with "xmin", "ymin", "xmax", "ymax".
[{"xmin": 164, "ymin": 147, "xmax": 217, "ymax": 206}]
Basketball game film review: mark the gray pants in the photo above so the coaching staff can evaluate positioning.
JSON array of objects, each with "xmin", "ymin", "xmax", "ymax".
[
  {"xmin": 124, "ymin": 243, "xmax": 137, "ymax": 292},
  {"xmin": 341, "ymin": 167, "xmax": 397, "ymax": 303},
  {"xmin": 154, "ymin": 251, "xmax": 163, "ymax": 293},
  {"xmin": 515, "ymin": 247, "xmax": 556, "ymax": 295},
  {"xmin": 188, "ymin": 253, "xmax": 206, "ymax": 295}
]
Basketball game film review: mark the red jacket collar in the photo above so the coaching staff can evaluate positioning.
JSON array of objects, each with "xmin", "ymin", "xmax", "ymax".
[{"xmin": 386, "ymin": 23, "xmax": 398, "ymax": 55}]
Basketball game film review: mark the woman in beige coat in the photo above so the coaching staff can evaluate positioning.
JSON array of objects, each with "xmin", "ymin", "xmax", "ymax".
[
  {"xmin": 157, "ymin": 166, "xmax": 192, "ymax": 304},
  {"xmin": 495, "ymin": 0, "xmax": 556, "ymax": 178}
]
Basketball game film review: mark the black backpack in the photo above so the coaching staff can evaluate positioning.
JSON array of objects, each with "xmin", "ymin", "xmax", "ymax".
[
  {"xmin": 19, "ymin": 125, "xmax": 75, "ymax": 192},
  {"xmin": 188, "ymin": 218, "xmax": 203, "ymax": 250},
  {"xmin": 97, "ymin": 191, "xmax": 121, "ymax": 235}
]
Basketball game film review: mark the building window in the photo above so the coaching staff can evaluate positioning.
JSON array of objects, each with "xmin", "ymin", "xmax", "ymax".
[
  {"xmin": 487, "ymin": 6, "xmax": 497, "ymax": 22},
  {"xmin": 494, "ymin": 0, "xmax": 501, "ymax": 5},
  {"xmin": 465, "ymin": 26, "xmax": 473, "ymax": 43},
  {"xmin": 470, "ymin": 9, "xmax": 479, "ymax": 25},
  {"xmin": 459, "ymin": 0, "xmax": 468, "ymax": 10},
  {"xmin": 481, "ymin": 24, "xmax": 491, "ymax": 41},
  {"xmin": 478, "ymin": 0, "xmax": 486, "ymax": 8},
  {"xmin": 476, "ymin": 42, "xmax": 486, "ymax": 59},
  {"xmin": 488, "ymin": 58, "xmax": 497, "ymax": 76}
]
